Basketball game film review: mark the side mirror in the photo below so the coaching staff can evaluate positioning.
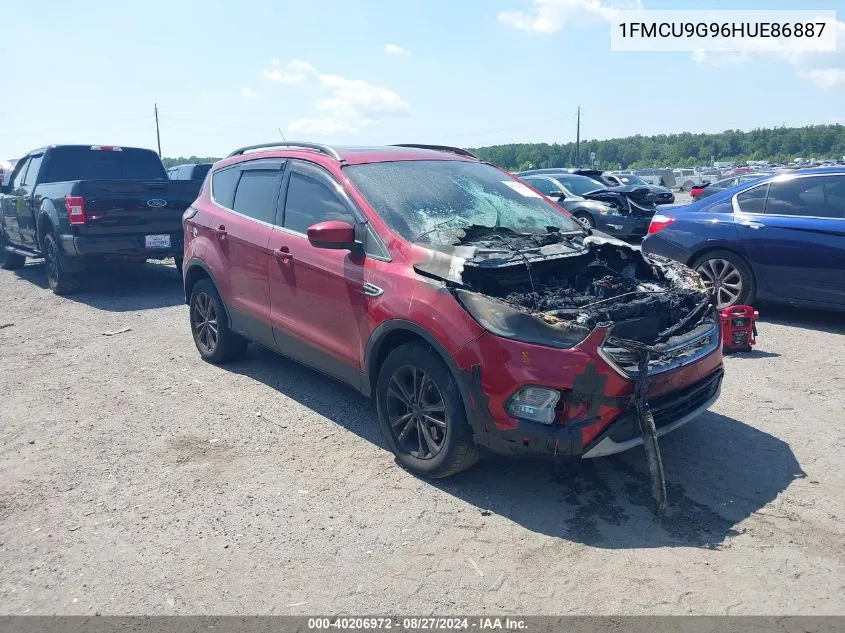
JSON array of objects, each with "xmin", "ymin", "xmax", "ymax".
[
  {"xmin": 307, "ymin": 220, "xmax": 357, "ymax": 250},
  {"xmin": 547, "ymin": 190, "xmax": 566, "ymax": 198}
]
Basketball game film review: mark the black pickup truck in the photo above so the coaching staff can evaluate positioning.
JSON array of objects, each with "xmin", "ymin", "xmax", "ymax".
[{"xmin": 0, "ymin": 145, "xmax": 201, "ymax": 294}]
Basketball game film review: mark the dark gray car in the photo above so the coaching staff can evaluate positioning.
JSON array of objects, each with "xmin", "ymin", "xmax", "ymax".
[{"xmin": 516, "ymin": 172, "xmax": 655, "ymax": 239}]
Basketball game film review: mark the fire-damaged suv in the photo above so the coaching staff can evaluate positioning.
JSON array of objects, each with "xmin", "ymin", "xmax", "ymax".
[{"xmin": 182, "ymin": 142, "xmax": 723, "ymax": 509}]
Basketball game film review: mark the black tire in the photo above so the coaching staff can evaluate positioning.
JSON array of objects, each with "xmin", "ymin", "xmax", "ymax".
[
  {"xmin": 0, "ymin": 232, "xmax": 25, "ymax": 270},
  {"xmin": 43, "ymin": 233, "xmax": 81, "ymax": 295},
  {"xmin": 174, "ymin": 257, "xmax": 184, "ymax": 278},
  {"xmin": 376, "ymin": 341, "xmax": 479, "ymax": 479},
  {"xmin": 682, "ymin": 181, "xmax": 694, "ymax": 192},
  {"xmin": 189, "ymin": 278, "xmax": 247, "ymax": 364},
  {"xmin": 573, "ymin": 211, "xmax": 596, "ymax": 230},
  {"xmin": 691, "ymin": 249, "xmax": 756, "ymax": 309}
]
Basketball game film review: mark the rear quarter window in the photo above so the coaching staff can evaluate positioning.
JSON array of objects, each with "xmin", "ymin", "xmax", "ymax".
[{"xmin": 211, "ymin": 167, "xmax": 240, "ymax": 208}]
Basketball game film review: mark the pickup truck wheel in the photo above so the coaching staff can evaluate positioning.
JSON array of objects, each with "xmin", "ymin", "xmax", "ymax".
[
  {"xmin": 43, "ymin": 233, "xmax": 80, "ymax": 295},
  {"xmin": 189, "ymin": 278, "xmax": 247, "ymax": 364},
  {"xmin": 174, "ymin": 257, "xmax": 184, "ymax": 278},
  {"xmin": 682, "ymin": 181, "xmax": 694, "ymax": 192},
  {"xmin": 376, "ymin": 342, "xmax": 479, "ymax": 479},
  {"xmin": 0, "ymin": 233, "xmax": 26, "ymax": 270}
]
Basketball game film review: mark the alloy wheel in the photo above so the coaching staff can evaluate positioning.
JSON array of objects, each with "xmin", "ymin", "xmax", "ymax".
[
  {"xmin": 192, "ymin": 292, "xmax": 219, "ymax": 355},
  {"xmin": 386, "ymin": 365, "xmax": 448, "ymax": 460},
  {"xmin": 576, "ymin": 215, "xmax": 593, "ymax": 230},
  {"xmin": 696, "ymin": 258, "xmax": 743, "ymax": 308}
]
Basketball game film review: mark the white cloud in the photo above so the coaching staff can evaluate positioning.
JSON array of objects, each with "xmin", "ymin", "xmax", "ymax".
[
  {"xmin": 240, "ymin": 87, "xmax": 258, "ymax": 100},
  {"xmin": 692, "ymin": 18, "xmax": 845, "ymax": 91},
  {"xmin": 384, "ymin": 43, "xmax": 408, "ymax": 55},
  {"xmin": 798, "ymin": 68, "xmax": 845, "ymax": 91},
  {"xmin": 263, "ymin": 58, "xmax": 317, "ymax": 84},
  {"xmin": 266, "ymin": 60, "xmax": 409, "ymax": 137},
  {"xmin": 498, "ymin": 0, "xmax": 642, "ymax": 34},
  {"xmin": 287, "ymin": 118, "xmax": 358, "ymax": 135}
]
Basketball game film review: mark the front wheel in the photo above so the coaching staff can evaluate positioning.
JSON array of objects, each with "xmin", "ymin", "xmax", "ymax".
[
  {"xmin": 376, "ymin": 342, "xmax": 479, "ymax": 478},
  {"xmin": 189, "ymin": 278, "xmax": 247, "ymax": 364},
  {"xmin": 573, "ymin": 212, "xmax": 596, "ymax": 230},
  {"xmin": 692, "ymin": 250, "xmax": 755, "ymax": 309},
  {"xmin": 43, "ymin": 233, "xmax": 81, "ymax": 295}
]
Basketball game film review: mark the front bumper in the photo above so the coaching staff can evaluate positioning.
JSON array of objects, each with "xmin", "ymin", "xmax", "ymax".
[
  {"xmin": 582, "ymin": 368, "xmax": 723, "ymax": 458},
  {"xmin": 60, "ymin": 232, "xmax": 184, "ymax": 258},
  {"xmin": 454, "ymin": 329, "xmax": 724, "ymax": 459},
  {"xmin": 654, "ymin": 194, "xmax": 675, "ymax": 205}
]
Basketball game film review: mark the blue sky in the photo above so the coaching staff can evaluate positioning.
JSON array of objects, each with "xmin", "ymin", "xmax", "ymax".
[{"xmin": 1, "ymin": 0, "xmax": 843, "ymax": 159}]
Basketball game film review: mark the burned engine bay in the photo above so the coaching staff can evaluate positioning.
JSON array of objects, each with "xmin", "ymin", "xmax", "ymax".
[{"xmin": 415, "ymin": 225, "xmax": 715, "ymax": 347}]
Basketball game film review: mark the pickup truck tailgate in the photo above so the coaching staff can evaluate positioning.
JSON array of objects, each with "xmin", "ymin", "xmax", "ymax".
[{"xmin": 74, "ymin": 179, "xmax": 200, "ymax": 235}]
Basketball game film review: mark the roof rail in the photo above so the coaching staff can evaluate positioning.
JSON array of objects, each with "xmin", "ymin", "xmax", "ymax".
[
  {"xmin": 392, "ymin": 144, "xmax": 479, "ymax": 160},
  {"xmin": 226, "ymin": 142, "xmax": 343, "ymax": 161}
]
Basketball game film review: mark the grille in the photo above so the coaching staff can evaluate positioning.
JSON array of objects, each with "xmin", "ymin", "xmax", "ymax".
[
  {"xmin": 600, "ymin": 317, "xmax": 720, "ymax": 378},
  {"xmin": 650, "ymin": 369, "xmax": 722, "ymax": 428}
]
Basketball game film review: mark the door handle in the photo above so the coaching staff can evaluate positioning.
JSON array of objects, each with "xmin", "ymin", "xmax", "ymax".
[
  {"xmin": 739, "ymin": 220, "xmax": 765, "ymax": 230},
  {"xmin": 213, "ymin": 224, "xmax": 227, "ymax": 240},
  {"xmin": 274, "ymin": 246, "xmax": 293, "ymax": 263}
]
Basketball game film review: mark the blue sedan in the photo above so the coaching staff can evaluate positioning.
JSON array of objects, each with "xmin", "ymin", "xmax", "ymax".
[{"xmin": 642, "ymin": 168, "xmax": 845, "ymax": 311}]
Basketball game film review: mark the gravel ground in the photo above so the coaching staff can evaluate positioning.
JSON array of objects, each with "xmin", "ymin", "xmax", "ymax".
[{"xmin": 1, "ymin": 260, "xmax": 843, "ymax": 615}]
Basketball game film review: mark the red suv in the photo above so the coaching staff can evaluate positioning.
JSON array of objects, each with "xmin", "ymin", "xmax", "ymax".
[{"xmin": 182, "ymin": 142, "xmax": 723, "ymax": 479}]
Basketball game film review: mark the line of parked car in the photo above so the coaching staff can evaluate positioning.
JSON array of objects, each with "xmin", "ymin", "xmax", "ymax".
[{"xmin": 1, "ymin": 139, "xmax": 842, "ymax": 489}]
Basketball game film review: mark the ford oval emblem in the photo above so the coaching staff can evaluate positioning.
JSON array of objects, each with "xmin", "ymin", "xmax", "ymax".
[{"xmin": 147, "ymin": 198, "xmax": 167, "ymax": 208}]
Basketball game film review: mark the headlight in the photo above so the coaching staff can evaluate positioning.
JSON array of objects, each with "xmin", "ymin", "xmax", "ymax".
[{"xmin": 454, "ymin": 289, "xmax": 591, "ymax": 349}]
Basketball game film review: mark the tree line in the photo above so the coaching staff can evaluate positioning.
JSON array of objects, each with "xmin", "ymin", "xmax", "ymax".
[
  {"xmin": 470, "ymin": 124, "xmax": 845, "ymax": 171},
  {"xmin": 161, "ymin": 124, "xmax": 845, "ymax": 172}
]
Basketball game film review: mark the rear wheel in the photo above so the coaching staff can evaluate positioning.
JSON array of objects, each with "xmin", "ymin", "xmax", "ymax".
[
  {"xmin": 174, "ymin": 257, "xmax": 184, "ymax": 278},
  {"xmin": 682, "ymin": 181, "xmax": 694, "ymax": 192},
  {"xmin": 692, "ymin": 249, "xmax": 755, "ymax": 309},
  {"xmin": 376, "ymin": 341, "xmax": 478, "ymax": 478},
  {"xmin": 573, "ymin": 212, "xmax": 596, "ymax": 230},
  {"xmin": 43, "ymin": 233, "xmax": 81, "ymax": 295},
  {"xmin": 0, "ymin": 232, "xmax": 25, "ymax": 270},
  {"xmin": 189, "ymin": 278, "xmax": 247, "ymax": 363}
]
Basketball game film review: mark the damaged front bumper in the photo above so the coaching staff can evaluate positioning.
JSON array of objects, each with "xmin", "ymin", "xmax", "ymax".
[
  {"xmin": 581, "ymin": 367, "xmax": 723, "ymax": 458},
  {"xmin": 452, "ymin": 321, "xmax": 724, "ymax": 460}
]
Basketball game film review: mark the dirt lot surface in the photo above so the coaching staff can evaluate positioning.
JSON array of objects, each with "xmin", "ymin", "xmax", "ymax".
[{"xmin": 1, "ymin": 261, "xmax": 844, "ymax": 615}]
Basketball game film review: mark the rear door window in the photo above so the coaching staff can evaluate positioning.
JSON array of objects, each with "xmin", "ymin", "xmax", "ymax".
[
  {"xmin": 232, "ymin": 168, "xmax": 281, "ymax": 224},
  {"xmin": 523, "ymin": 177, "xmax": 558, "ymax": 196},
  {"xmin": 22, "ymin": 154, "xmax": 43, "ymax": 186},
  {"xmin": 11, "ymin": 158, "xmax": 30, "ymax": 189}
]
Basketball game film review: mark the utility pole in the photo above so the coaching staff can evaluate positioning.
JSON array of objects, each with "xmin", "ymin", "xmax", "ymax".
[
  {"xmin": 154, "ymin": 103, "xmax": 162, "ymax": 157},
  {"xmin": 575, "ymin": 106, "xmax": 581, "ymax": 167}
]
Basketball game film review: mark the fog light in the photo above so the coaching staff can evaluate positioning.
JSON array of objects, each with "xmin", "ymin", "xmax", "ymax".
[{"xmin": 506, "ymin": 386, "xmax": 560, "ymax": 424}]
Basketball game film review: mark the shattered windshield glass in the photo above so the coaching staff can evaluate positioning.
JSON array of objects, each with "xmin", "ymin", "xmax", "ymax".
[{"xmin": 343, "ymin": 160, "xmax": 584, "ymax": 244}]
